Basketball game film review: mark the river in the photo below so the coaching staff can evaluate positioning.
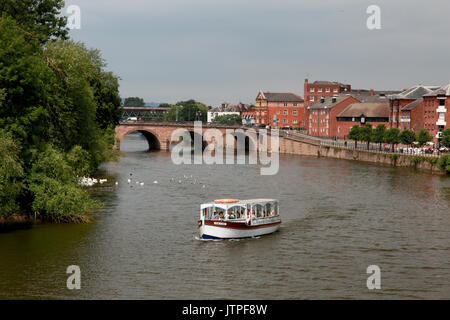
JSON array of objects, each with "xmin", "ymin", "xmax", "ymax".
[{"xmin": 1, "ymin": 132, "xmax": 450, "ymax": 299}]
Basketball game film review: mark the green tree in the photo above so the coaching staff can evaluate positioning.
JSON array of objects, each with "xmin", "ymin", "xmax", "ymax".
[
  {"xmin": 165, "ymin": 100, "xmax": 208, "ymax": 122},
  {"xmin": 384, "ymin": 128, "xmax": 401, "ymax": 152},
  {"xmin": 440, "ymin": 128, "xmax": 450, "ymax": 148},
  {"xmin": 28, "ymin": 145, "xmax": 101, "ymax": 222},
  {"xmin": 0, "ymin": 0, "xmax": 69, "ymax": 42},
  {"xmin": 0, "ymin": 130, "xmax": 24, "ymax": 217},
  {"xmin": 124, "ymin": 97, "xmax": 145, "ymax": 107},
  {"xmin": 359, "ymin": 124, "xmax": 373, "ymax": 150},
  {"xmin": 347, "ymin": 125, "xmax": 361, "ymax": 148},
  {"xmin": 438, "ymin": 155, "xmax": 450, "ymax": 174},
  {"xmin": 399, "ymin": 129, "xmax": 416, "ymax": 146},
  {"xmin": 213, "ymin": 114, "xmax": 242, "ymax": 125},
  {"xmin": 417, "ymin": 129, "xmax": 433, "ymax": 146},
  {"xmin": 372, "ymin": 124, "xmax": 386, "ymax": 151}
]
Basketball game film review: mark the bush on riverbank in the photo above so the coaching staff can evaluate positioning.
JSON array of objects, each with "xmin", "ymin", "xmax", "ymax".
[
  {"xmin": 0, "ymin": 130, "xmax": 24, "ymax": 217},
  {"xmin": 438, "ymin": 155, "xmax": 450, "ymax": 174},
  {"xmin": 0, "ymin": 2, "xmax": 121, "ymax": 223}
]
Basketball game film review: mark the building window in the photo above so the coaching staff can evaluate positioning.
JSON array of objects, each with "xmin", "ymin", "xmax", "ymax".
[
  {"xmin": 293, "ymin": 119, "xmax": 297, "ymax": 124},
  {"xmin": 326, "ymin": 88, "xmax": 330, "ymax": 93},
  {"xmin": 283, "ymin": 119, "xmax": 287, "ymax": 124},
  {"xmin": 293, "ymin": 103, "xmax": 297, "ymax": 106},
  {"xmin": 318, "ymin": 88, "xmax": 323, "ymax": 93},
  {"xmin": 293, "ymin": 110, "xmax": 297, "ymax": 115},
  {"xmin": 310, "ymin": 96, "xmax": 314, "ymax": 102},
  {"xmin": 310, "ymin": 88, "xmax": 315, "ymax": 93},
  {"xmin": 283, "ymin": 110, "xmax": 287, "ymax": 115},
  {"xmin": 333, "ymin": 88, "xmax": 338, "ymax": 93},
  {"xmin": 284, "ymin": 103, "xmax": 288, "ymax": 107},
  {"xmin": 277, "ymin": 110, "xmax": 280, "ymax": 114}
]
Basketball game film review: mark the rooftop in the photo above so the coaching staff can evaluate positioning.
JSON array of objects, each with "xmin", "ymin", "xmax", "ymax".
[
  {"xmin": 337, "ymin": 102, "xmax": 389, "ymax": 118},
  {"xmin": 390, "ymin": 85, "xmax": 440, "ymax": 100},
  {"xmin": 423, "ymin": 84, "xmax": 450, "ymax": 97},
  {"xmin": 401, "ymin": 98, "xmax": 424, "ymax": 111},
  {"xmin": 308, "ymin": 95, "xmax": 354, "ymax": 110},
  {"xmin": 259, "ymin": 92, "xmax": 304, "ymax": 102}
]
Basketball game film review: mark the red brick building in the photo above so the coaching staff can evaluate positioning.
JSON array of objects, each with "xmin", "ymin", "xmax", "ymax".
[
  {"xmin": 255, "ymin": 91, "xmax": 305, "ymax": 128},
  {"xmin": 388, "ymin": 85, "xmax": 439, "ymax": 130},
  {"xmin": 307, "ymin": 95, "xmax": 359, "ymax": 137},
  {"xmin": 336, "ymin": 102, "xmax": 390, "ymax": 139},
  {"xmin": 422, "ymin": 84, "xmax": 450, "ymax": 143},
  {"xmin": 304, "ymin": 79, "xmax": 351, "ymax": 108}
]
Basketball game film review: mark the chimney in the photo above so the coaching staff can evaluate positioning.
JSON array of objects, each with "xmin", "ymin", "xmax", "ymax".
[
  {"xmin": 370, "ymin": 89, "xmax": 374, "ymax": 96},
  {"xmin": 304, "ymin": 78, "xmax": 308, "ymax": 84},
  {"xmin": 221, "ymin": 103, "xmax": 226, "ymax": 111}
]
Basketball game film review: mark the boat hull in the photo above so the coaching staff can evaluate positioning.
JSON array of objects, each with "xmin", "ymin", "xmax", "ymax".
[{"xmin": 199, "ymin": 219, "xmax": 281, "ymax": 239}]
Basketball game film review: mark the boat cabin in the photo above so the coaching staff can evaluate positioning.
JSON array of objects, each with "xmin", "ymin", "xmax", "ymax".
[{"xmin": 200, "ymin": 199, "xmax": 279, "ymax": 221}]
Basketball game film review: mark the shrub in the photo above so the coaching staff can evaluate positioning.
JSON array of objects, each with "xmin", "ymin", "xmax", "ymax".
[
  {"xmin": 438, "ymin": 155, "xmax": 450, "ymax": 174},
  {"xmin": 0, "ymin": 130, "xmax": 24, "ymax": 217}
]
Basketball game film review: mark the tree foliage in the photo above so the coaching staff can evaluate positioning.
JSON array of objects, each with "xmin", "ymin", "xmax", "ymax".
[
  {"xmin": 213, "ymin": 114, "xmax": 242, "ymax": 125},
  {"xmin": 164, "ymin": 100, "xmax": 208, "ymax": 122},
  {"xmin": 384, "ymin": 128, "xmax": 400, "ymax": 151},
  {"xmin": 0, "ymin": 130, "xmax": 24, "ymax": 216},
  {"xmin": 441, "ymin": 129, "xmax": 450, "ymax": 148},
  {"xmin": 0, "ymin": 3, "xmax": 120, "ymax": 221},
  {"xmin": 347, "ymin": 125, "xmax": 360, "ymax": 148},
  {"xmin": 417, "ymin": 129, "xmax": 433, "ymax": 146},
  {"xmin": 359, "ymin": 124, "xmax": 372, "ymax": 150},
  {"xmin": 123, "ymin": 97, "xmax": 144, "ymax": 107},
  {"xmin": 399, "ymin": 129, "xmax": 416, "ymax": 146},
  {"xmin": 372, "ymin": 124, "xmax": 386, "ymax": 150}
]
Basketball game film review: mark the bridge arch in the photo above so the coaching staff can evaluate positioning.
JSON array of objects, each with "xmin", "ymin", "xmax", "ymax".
[{"xmin": 117, "ymin": 127, "xmax": 162, "ymax": 151}]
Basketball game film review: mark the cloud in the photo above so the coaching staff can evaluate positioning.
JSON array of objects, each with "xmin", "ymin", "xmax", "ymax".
[{"xmin": 67, "ymin": 0, "xmax": 450, "ymax": 105}]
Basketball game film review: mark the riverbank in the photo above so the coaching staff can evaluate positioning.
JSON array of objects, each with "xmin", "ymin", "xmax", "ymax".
[
  {"xmin": 0, "ymin": 214, "xmax": 35, "ymax": 232},
  {"xmin": 279, "ymin": 134, "xmax": 449, "ymax": 175}
]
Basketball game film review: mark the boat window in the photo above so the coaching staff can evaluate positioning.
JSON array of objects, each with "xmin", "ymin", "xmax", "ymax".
[
  {"xmin": 254, "ymin": 204, "xmax": 264, "ymax": 218},
  {"xmin": 272, "ymin": 202, "xmax": 279, "ymax": 216},
  {"xmin": 205, "ymin": 206, "xmax": 215, "ymax": 220},
  {"xmin": 226, "ymin": 205, "xmax": 245, "ymax": 219}
]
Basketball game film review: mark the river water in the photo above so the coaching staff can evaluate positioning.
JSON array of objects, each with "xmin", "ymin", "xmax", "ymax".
[{"xmin": 1, "ymin": 133, "xmax": 450, "ymax": 299}]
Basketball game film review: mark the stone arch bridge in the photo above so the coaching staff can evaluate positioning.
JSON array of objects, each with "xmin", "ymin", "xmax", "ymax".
[
  {"xmin": 115, "ymin": 121, "xmax": 261, "ymax": 151},
  {"xmin": 115, "ymin": 120, "xmax": 322, "ymax": 155}
]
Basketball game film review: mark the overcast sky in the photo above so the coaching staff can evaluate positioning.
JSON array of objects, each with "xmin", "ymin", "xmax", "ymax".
[{"xmin": 68, "ymin": 0, "xmax": 450, "ymax": 106}]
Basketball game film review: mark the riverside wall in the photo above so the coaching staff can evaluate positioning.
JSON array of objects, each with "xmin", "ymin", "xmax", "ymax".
[{"xmin": 278, "ymin": 136, "xmax": 444, "ymax": 174}]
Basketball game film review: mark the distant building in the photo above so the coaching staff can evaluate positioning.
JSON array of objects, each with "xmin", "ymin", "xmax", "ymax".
[
  {"xmin": 308, "ymin": 95, "xmax": 359, "ymax": 137},
  {"xmin": 255, "ymin": 91, "xmax": 305, "ymax": 128},
  {"xmin": 207, "ymin": 103, "xmax": 253, "ymax": 124},
  {"xmin": 336, "ymin": 102, "xmax": 390, "ymax": 139},
  {"xmin": 304, "ymin": 79, "xmax": 351, "ymax": 108},
  {"xmin": 388, "ymin": 85, "xmax": 439, "ymax": 131},
  {"xmin": 422, "ymin": 84, "xmax": 450, "ymax": 143}
]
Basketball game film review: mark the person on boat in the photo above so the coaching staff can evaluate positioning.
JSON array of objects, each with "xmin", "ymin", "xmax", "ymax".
[
  {"xmin": 218, "ymin": 211, "xmax": 224, "ymax": 220},
  {"xmin": 229, "ymin": 211, "xmax": 235, "ymax": 219},
  {"xmin": 251, "ymin": 210, "xmax": 256, "ymax": 219}
]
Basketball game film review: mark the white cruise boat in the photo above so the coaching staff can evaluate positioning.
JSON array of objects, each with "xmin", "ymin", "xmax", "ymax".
[{"xmin": 198, "ymin": 199, "xmax": 281, "ymax": 240}]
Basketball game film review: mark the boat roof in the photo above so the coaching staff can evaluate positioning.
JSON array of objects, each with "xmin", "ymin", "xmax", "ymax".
[{"xmin": 201, "ymin": 199, "xmax": 278, "ymax": 209}]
